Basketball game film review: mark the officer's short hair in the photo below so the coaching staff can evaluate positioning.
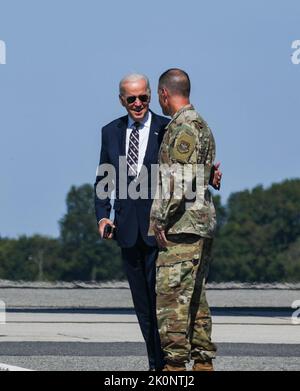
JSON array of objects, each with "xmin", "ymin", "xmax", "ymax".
[
  {"xmin": 119, "ymin": 73, "xmax": 151, "ymax": 96},
  {"xmin": 158, "ymin": 69, "xmax": 191, "ymax": 98}
]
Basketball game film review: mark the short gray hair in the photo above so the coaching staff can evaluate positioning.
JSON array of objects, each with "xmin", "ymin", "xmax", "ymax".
[{"xmin": 119, "ymin": 73, "xmax": 151, "ymax": 95}]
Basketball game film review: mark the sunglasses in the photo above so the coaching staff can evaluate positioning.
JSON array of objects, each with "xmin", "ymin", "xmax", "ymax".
[{"xmin": 125, "ymin": 95, "xmax": 149, "ymax": 104}]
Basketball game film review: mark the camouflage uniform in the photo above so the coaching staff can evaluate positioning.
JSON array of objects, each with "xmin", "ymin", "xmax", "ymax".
[{"xmin": 149, "ymin": 104, "xmax": 217, "ymax": 365}]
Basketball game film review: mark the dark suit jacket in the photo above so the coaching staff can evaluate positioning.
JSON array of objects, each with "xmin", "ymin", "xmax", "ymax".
[{"xmin": 94, "ymin": 111, "xmax": 169, "ymax": 248}]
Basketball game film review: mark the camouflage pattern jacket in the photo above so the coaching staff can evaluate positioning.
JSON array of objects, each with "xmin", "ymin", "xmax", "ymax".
[{"xmin": 149, "ymin": 105, "xmax": 217, "ymax": 238}]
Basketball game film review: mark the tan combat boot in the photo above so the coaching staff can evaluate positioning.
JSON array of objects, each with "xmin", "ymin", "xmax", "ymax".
[
  {"xmin": 192, "ymin": 359, "xmax": 214, "ymax": 371},
  {"xmin": 163, "ymin": 363, "xmax": 186, "ymax": 371}
]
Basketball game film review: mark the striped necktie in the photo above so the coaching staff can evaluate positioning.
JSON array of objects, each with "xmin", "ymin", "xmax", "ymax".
[{"xmin": 127, "ymin": 122, "xmax": 140, "ymax": 177}]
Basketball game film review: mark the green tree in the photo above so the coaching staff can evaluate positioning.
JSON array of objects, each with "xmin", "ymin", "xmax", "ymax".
[
  {"xmin": 213, "ymin": 194, "xmax": 227, "ymax": 235},
  {"xmin": 59, "ymin": 184, "xmax": 124, "ymax": 281},
  {"xmin": 1, "ymin": 179, "xmax": 299, "ymax": 283},
  {"xmin": 275, "ymin": 237, "xmax": 300, "ymax": 282},
  {"xmin": 211, "ymin": 179, "xmax": 300, "ymax": 282},
  {"xmin": 0, "ymin": 235, "xmax": 62, "ymax": 281}
]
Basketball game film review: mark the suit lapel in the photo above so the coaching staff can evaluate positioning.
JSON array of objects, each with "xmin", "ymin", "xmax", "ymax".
[
  {"xmin": 117, "ymin": 115, "xmax": 128, "ymax": 156},
  {"xmin": 142, "ymin": 112, "xmax": 160, "ymax": 168},
  {"xmin": 117, "ymin": 112, "xmax": 162, "ymax": 180}
]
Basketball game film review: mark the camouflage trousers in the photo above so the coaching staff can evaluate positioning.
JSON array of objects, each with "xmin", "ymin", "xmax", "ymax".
[{"xmin": 156, "ymin": 234, "xmax": 217, "ymax": 365}]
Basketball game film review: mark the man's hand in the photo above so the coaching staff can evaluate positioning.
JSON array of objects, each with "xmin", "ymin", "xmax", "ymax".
[
  {"xmin": 211, "ymin": 162, "xmax": 222, "ymax": 190},
  {"xmin": 98, "ymin": 218, "xmax": 115, "ymax": 239},
  {"xmin": 153, "ymin": 224, "xmax": 168, "ymax": 248}
]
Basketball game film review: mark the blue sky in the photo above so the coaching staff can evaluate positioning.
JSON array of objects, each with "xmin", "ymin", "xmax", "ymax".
[{"xmin": 0, "ymin": 0, "xmax": 299, "ymax": 238}]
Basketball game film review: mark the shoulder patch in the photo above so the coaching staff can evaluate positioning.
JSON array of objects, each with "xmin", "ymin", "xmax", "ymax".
[{"xmin": 170, "ymin": 132, "xmax": 196, "ymax": 163}]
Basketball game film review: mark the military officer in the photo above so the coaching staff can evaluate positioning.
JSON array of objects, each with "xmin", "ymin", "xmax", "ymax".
[{"xmin": 150, "ymin": 68, "xmax": 218, "ymax": 371}]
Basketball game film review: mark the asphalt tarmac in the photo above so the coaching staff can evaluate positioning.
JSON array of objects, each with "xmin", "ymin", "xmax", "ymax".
[{"xmin": 0, "ymin": 287, "xmax": 299, "ymax": 371}]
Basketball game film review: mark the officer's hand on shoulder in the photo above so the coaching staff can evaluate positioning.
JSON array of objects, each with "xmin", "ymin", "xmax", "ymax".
[{"xmin": 210, "ymin": 162, "xmax": 222, "ymax": 190}]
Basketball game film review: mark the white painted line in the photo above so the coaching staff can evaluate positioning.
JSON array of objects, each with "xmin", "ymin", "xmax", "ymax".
[
  {"xmin": 0, "ymin": 363, "xmax": 33, "ymax": 371},
  {"xmin": 0, "ymin": 300, "xmax": 6, "ymax": 324}
]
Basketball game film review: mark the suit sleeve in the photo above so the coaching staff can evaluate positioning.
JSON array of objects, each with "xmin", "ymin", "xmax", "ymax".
[{"xmin": 94, "ymin": 127, "xmax": 112, "ymax": 223}]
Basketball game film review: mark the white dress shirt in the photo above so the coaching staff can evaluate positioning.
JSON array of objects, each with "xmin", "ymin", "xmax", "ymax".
[
  {"xmin": 98, "ymin": 111, "xmax": 152, "ymax": 225},
  {"xmin": 126, "ymin": 111, "xmax": 152, "ymax": 176}
]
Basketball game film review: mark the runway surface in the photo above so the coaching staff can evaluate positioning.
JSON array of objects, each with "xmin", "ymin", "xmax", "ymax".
[{"xmin": 0, "ymin": 287, "xmax": 299, "ymax": 371}]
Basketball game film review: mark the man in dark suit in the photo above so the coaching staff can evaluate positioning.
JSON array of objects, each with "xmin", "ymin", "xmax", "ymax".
[{"xmin": 94, "ymin": 74, "xmax": 221, "ymax": 371}]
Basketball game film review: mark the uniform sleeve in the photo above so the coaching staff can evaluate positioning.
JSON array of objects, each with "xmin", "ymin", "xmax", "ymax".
[
  {"xmin": 150, "ymin": 123, "xmax": 198, "ymax": 231},
  {"xmin": 150, "ymin": 121, "xmax": 215, "ymax": 232}
]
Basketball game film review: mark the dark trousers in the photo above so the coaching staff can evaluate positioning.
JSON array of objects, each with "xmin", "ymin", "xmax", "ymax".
[{"xmin": 121, "ymin": 233, "xmax": 165, "ymax": 370}]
